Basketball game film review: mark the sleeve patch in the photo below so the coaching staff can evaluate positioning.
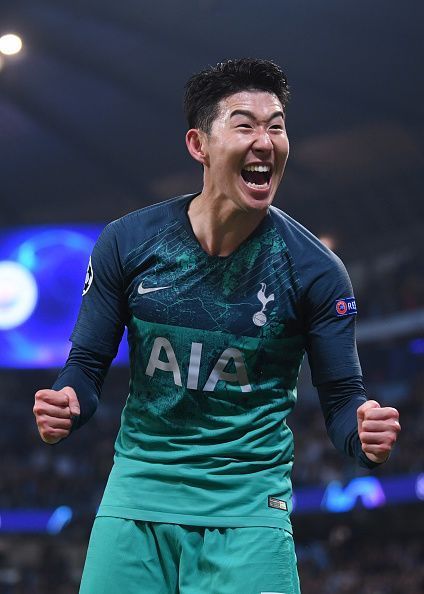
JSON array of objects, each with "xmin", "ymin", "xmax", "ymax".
[
  {"xmin": 82, "ymin": 256, "xmax": 93, "ymax": 296},
  {"xmin": 335, "ymin": 297, "xmax": 357, "ymax": 317}
]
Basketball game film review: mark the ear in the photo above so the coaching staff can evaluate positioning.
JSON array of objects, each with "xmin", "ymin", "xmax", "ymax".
[{"xmin": 185, "ymin": 129, "xmax": 209, "ymax": 166}]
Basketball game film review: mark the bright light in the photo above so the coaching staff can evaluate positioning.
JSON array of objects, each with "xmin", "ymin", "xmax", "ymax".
[
  {"xmin": 0, "ymin": 261, "xmax": 38, "ymax": 329},
  {"xmin": 0, "ymin": 34, "xmax": 23, "ymax": 56},
  {"xmin": 416, "ymin": 474, "xmax": 424, "ymax": 500}
]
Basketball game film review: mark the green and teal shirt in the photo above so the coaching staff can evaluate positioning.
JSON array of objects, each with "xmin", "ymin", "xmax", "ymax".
[{"xmin": 54, "ymin": 193, "xmax": 368, "ymax": 532}]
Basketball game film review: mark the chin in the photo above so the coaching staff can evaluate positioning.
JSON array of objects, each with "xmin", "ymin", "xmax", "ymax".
[{"xmin": 239, "ymin": 189, "xmax": 275, "ymax": 212}]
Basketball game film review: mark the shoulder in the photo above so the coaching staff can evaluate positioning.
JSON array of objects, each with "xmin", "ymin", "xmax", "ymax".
[
  {"xmin": 97, "ymin": 193, "xmax": 195, "ymax": 258},
  {"xmin": 108, "ymin": 193, "xmax": 192, "ymax": 237},
  {"xmin": 269, "ymin": 206, "xmax": 342, "ymax": 268},
  {"xmin": 269, "ymin": 205, "xmax": 349, "ymax": 290}
]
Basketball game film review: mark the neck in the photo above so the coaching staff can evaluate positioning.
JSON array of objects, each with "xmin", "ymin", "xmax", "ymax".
[{"xmin": 187, "ymin": 191, "xmax": 268, "ymax": 257}]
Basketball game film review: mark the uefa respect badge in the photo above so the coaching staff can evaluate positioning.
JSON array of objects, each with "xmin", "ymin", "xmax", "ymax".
[{"xmin": 335, "ymin": 297, "xmax": 357, "ymax": 317}]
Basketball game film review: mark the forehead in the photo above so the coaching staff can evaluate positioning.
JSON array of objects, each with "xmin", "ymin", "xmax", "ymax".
[{"xmin": 218, "ymin": 90, "xmax": 284, "ymax": 121}]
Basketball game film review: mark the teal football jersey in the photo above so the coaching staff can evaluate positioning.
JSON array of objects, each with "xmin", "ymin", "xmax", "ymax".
[{"xmin": 71, "ymin": 194, "xmax": 361, "ymax": 530}]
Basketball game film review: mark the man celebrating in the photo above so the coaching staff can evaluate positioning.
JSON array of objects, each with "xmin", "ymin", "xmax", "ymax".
[{"xmin": 34, "ymin": 58, "xmax": 400, "ymax": 593}]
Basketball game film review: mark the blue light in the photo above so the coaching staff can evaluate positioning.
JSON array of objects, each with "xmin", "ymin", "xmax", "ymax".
[
  {"xmin": 46, "ymin": 506, "xmax": 73, "ymax": 534},
  {"xmin": 17, "ymin": 243, "xmax": 36, "ymax": 269},
  {"xmin": 0, "ymin": 225, "xmax": 129, "ymax": 368},
  {"xmin": 409, "ymin": 338, "xmax": 424, "ymax": 355},
  {"xmin": 321, "ymin": 476, "xmax": 386, "ymax": 513}
]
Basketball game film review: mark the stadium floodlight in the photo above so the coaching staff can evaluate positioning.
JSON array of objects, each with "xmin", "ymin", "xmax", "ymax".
[{"xmin": 0, "ymin": 33, "xmax": 23, "ymax": 56}]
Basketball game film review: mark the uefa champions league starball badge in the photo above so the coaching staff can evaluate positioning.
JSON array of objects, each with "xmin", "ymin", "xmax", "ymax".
[
  {"xmin": 252, "ymin": 283, "xmax": 275, "ymax": 327},
  {"xmin": 82, "ymin": 256, "xmax": 93, "ymax": 296}
]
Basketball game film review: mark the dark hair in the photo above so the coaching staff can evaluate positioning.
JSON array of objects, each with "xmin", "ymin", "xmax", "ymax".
[{"xmin": 184, "ymin": 58, "xmax": 290, "ymax": 133}]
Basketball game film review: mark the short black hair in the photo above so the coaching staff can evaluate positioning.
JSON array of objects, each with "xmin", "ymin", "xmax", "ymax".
[{"xmin": 184, "ymin": 58, "xmax": 290, "ymax": 134}]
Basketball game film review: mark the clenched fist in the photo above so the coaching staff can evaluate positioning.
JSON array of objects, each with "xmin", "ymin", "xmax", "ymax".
[
  {"xmin": 33, "ymin": 387, "xmax": 80, "ymax": 444},
  {"xmin": 357, "ymin": 400, "xmax": 400, "ymax": 464}
]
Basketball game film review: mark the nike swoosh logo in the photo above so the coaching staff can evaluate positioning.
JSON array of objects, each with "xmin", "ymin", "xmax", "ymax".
[{"xmin": 138, "ymin": 282, "xmax": 171, "ymax": 295}]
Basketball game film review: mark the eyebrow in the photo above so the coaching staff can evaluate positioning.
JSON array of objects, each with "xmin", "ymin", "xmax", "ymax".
[{"xmin": 229, "ymin": 109, "xmax": 285, "ymax": 122}]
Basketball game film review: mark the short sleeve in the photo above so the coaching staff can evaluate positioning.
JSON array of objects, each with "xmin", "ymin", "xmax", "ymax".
[
  {"xmin": 70, "ymin": 221, "xmax": 128, "ymax": 357},
  {"xmin": 305, "ymin": 255, "xmax": 362, "ymax": 385}
]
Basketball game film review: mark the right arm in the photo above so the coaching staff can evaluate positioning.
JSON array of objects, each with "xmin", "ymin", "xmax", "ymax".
[
  {"xmin": 33, "ymin": 221, "xmax": 128, "ymax": 443},
  {"xmin": 33, "ymin": 345, "xmax": 113, "ymax": 443}
]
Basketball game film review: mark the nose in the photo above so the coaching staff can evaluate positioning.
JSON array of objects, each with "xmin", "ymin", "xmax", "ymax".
[{"xmin": 252, "ymin": 130, "xmax": 272, "ymax": 153}]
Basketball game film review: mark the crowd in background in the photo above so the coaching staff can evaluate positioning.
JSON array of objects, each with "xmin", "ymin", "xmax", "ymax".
[
  {"xmin": 350, "ymin": 250, "xmax": 424, "ymax": 319},
  {"xmin": 297, "ymin": 532, "xmax": 424, "ymax": 594}
]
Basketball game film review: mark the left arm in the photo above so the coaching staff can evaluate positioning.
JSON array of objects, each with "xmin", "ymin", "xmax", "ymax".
[
  {"xmin": 317, "ymin": 375, "xmax": 400, "ymax": 467},
  {"xmin": 303, "ymin": 248, "xmax": 400, "ymax": 466}
]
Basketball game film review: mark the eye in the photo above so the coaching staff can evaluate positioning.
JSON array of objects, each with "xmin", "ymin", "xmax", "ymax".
[
  {"xmin": 236, "ymin": 123, "xmax": 252, "ymax": 128},
  {"xmin": 270, "ymin": 124, "xmax": 284, "ymax": 130}
]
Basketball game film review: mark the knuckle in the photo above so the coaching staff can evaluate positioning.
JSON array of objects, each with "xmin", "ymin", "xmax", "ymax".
[
  {"xmin": 388, "ymin": 421, "xmax": 399, "ymax": 434},
  {"xmin": 33, "ymin": 402, "xmax": 45, "ymax": 415},
  {"xmin": 43, "ymin": 435, "xmax": 58, "ymax": 444},
  {"xmin": 367, "ymin": 400, "xmax": 379, "ymax": 408},
  {"xmin": 43, "ymin": 429, "xmax": 59, "ymax": 441},
  {"xmin": 39, "ymin": 425, "xmax": 51, "ymax": 438}
]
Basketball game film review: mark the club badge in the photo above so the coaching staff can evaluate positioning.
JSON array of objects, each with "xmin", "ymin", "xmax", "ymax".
[{"xmin": 253, "ymin": 282, "xmax": 275, "ymax": 327}]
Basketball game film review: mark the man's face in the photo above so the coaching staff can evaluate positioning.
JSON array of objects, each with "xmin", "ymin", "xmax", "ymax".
[{"xmin": 201, "ymin": 90, "xmax": 289, "ymax": 213}]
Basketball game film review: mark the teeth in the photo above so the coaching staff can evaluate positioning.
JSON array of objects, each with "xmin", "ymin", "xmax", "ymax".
[
  {"xmin": 246, "ymin": 181, "xmax": 267, "ymax": 188},
  {"xmin": 243, "ymin": 164, "xmax": 271, "ymax": 172}
]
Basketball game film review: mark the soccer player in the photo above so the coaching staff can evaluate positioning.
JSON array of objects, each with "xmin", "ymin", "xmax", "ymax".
[{"xmin": 34, "ymin": 58, "xmax": 400, "ymax": 593}]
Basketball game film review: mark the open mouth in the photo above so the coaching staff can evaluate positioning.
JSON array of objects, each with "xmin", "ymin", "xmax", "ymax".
[{"xmin": 240, "ymin": 164, "xmax": 272, "ymax": 189}]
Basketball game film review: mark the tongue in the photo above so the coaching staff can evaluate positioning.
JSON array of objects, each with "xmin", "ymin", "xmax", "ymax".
[{"xmin": 242, "ymin": 170, "xmax": 267, "ymax": 185}]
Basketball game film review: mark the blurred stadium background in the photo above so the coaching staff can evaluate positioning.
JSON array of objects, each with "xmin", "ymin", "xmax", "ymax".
[{"xmin": 1, "ymin": 1, "xmax": 423, "ymax": 592}]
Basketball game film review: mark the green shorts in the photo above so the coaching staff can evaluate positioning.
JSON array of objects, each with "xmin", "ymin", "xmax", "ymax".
[{"xmin": 79, "ymin": 517, "xmax": 300, "ymax": 594}]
